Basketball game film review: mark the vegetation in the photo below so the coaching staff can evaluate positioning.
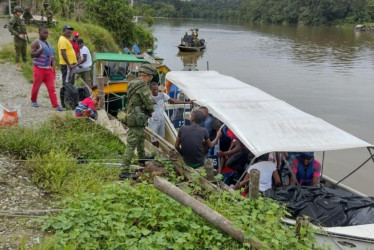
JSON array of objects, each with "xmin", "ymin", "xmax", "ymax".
[
  {"xmin": 0, "ymin": 115, "xmax": 320, "ymax": 248},
  {"xmin": 136, "ymin": 0, "xmax": 374, "ymax": 25},
  {"xmin": 85, "ymin": 0, "xmax": 154, "ymax": 47},
  {"xmin": 0, "ymin": 114, "xmax": 125, "ymax": 196}
]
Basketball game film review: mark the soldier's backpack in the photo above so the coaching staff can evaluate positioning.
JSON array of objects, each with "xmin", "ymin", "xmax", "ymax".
[{"xmin": 60, "ymin": 85, "xmax": 79, "ymax": 110}]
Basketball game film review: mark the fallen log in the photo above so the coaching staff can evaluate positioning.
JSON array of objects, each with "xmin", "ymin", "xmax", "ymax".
[{"xmin": 153, "ymin": 176, "xmax": 269, "ymax": 249}]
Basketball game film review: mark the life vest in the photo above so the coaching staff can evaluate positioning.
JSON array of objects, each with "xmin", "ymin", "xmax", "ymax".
[
  {"xmin": 33, "ymin": 39, "xmax": 54, "ymax": 68},
  {"xmin": 296, "ymin": 158, "xmax": 314, "ymax": 186}
]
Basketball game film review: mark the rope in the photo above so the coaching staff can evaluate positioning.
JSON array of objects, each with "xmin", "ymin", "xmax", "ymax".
[{"xmin": 333, "ymin": 154, "xmax": 374, "ymax": 187}]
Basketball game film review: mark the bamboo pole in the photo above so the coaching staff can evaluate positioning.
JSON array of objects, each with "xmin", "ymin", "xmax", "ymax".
[{"xmin": 153, "ymin": 176, "xmax": 268, "ymax": 249}]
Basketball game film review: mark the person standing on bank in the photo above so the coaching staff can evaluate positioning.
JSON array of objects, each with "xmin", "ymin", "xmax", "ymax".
[
  {"xmin": 30, "ymin": 26, "xmax": 63, "ymax": 111},
  {"xmin": 149, "ymin": 81, "xmax": 193, "ymax": 147},
  {"xmin": 8, "ymin": 6, "xmax": 28, "ymax": 72},
  {"xmin": 73, "ymin": 39, "xmax": 92, "ymax": 87},
  {"xmin": 119, "ymin": 65, "xmax": 156, "ymax": 179},
  {"xmin": 58, "ymin": 25, "xmax": 77, "ymax": 85}
]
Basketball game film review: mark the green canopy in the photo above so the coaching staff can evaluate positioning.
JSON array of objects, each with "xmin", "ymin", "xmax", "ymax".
[{"xmin": 93, "ymin": 53, "xmax": 150, "ymax": 64}]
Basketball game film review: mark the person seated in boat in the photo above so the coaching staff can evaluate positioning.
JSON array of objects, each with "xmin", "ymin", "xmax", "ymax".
[
  {"xmin": 217, "ymin": 127, "xmax": 253, "ymax": 186},
  {"xmin": 175, "ymin": 110, "xmax": 221, "ymax": 169},
  {"xmin": 75, "ymin": 95, "xmax": 101, "ymax": 120},
  {"xmin": 149, "ymin": 81, "xmax": 193, "ymax": 147},
  {"xmin": 235, "ymin": 153, "xmax": 281, "ymax": 192},
  {"xmin": 199, "ymin": 106, "xmax": 216, "ymax": 143},
  {"xmin": 290, "ymin": 152, "xmax": 321, "ymax": 187}
]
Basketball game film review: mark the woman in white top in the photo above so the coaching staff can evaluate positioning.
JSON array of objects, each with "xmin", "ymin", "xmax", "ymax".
[{"xmin": 235, "ymin": 153, "xmax": 281, "ymax": 192}]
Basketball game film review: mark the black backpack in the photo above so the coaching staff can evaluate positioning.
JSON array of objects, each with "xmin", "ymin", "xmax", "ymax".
[
  {"xmin": 78, "ymin": 86, "xmax": 90, "ymax": 101},
  {"xmin": 60, "ymin": 85, "xmax": 79, "ymax": 110},
  {"xmin": 297, "ymin": 196, "xmax": 348, "ymax": 227}
]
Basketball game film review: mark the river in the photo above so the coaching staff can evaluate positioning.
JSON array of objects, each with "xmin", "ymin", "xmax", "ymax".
[{"xmin": 152, "ymin": 18, "xmax": 374, "ymax": 195}]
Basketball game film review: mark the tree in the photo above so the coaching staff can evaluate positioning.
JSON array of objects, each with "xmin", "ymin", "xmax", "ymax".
[{"xmin": 85, "ymin": 0, "xmax": 154, "ymax": 47}]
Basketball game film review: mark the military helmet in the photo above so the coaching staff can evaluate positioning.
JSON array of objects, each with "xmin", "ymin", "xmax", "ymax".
[
  {"xmin": 139, "ymin": 64, "xmax": 157, "ymax": 75},
  {"xmin": 14, "ymin": 6, "xmax": 24, "ymax": 13}
]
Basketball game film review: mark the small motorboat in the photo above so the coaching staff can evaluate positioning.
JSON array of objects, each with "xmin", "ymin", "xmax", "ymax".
[{"xmin": 177, "ymin": 28, "xmax": 206, "ymax": 52}]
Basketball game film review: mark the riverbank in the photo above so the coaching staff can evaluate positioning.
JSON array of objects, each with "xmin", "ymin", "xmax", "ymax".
[{"xmin": 0, "ymin": 18, "xmax": 62, "ymax": 126}]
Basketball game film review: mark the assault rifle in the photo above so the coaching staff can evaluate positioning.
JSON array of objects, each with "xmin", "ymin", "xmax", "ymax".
[{"xmin": 3, "ymin": 24, "xmax": 30, "ymax": 44}]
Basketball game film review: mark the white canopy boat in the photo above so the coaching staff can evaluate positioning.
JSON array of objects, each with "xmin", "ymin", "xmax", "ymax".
[{"xmin": 165, "ymin": 70, "xmax": 374, "ymax": 249}]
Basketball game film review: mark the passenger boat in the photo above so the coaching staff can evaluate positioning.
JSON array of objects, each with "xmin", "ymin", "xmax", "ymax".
[
  {"xmin": 163, "ymin": 70, "xmax": 374, "ymax": 249},
  {"xmin": 91, "ymin": 53, "xmax": 170, "ymax": 116},
  {"xmin": 178, "ymin": 29, "xmax": 206, "ymax": 52}
]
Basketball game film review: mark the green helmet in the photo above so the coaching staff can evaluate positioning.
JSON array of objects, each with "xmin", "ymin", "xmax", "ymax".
[
  {"xmin": 14, "ymin": 6, "xmax": 24, "ymax": 13},
  {"xmin": 139, "ymin": 64, "xmax": 157, "ymax": 75}
]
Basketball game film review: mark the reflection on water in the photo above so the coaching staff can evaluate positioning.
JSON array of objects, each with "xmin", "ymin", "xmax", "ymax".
[
  {"xmin": 177, "ymin": 51, "xmax": 204, "ymax": 70},
  {"xmin": 153, "ymin": 18, "xmax": 374, "ymax": 195}
]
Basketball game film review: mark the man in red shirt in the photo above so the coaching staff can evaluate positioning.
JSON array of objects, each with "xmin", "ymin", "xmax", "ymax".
[{"xmin": 70, "ymin": 31, "xmax": 80, "ymax": 58}]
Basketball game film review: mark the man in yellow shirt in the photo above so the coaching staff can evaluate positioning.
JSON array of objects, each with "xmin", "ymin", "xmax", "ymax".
[{"xmin": 58, "ymin": 25, "xmax": 77, "ymax": 85}]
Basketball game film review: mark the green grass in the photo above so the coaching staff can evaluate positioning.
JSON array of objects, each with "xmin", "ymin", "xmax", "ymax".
[{"xmin": 0, "ymin": 114, "xmax": 125, "ymax": 197}]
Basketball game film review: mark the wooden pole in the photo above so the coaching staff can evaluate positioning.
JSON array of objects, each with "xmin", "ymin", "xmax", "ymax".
[
  {"xmin": 153, "ymin": 176, "xmax": 268, "ymax": 249},
  {"xmin": 204, "ymin": 158, "xmax": 214, "ymax": 181},
  {"xmin": 248, "ymin": 169, "xmax": 260, "ymax": 199},
  {"xmin": 97, "ymin": 64, "xmax": 105, "ymax": 109}
]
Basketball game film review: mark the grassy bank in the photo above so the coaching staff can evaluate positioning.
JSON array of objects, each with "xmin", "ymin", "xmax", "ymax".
[
  {"xmin": 0, "ymin": 115, "xmax": 320, "ymax": 249},
  {"xmin": 0, "ymin": 20, "xmax": 120, "ymax": 83},
  {"xmin": 0, "ymin": 114, "xmax": 125, "ymax": 196}
]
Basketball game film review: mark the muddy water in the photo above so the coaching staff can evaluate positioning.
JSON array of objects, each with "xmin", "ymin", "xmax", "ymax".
[{"xmin": 153, "ymin": 18, "xmax": 374, "ymax": 195}]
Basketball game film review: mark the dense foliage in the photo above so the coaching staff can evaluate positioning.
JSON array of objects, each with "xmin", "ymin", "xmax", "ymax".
[
  {"xmin": 19, "ymin": 0, "xmax": 154, "ymax": 47},
  {"xmin": 40, "ymin": 181, "xmax": 319, "ymax": 249},
  {"xmin": 136, "ymin": 0, "xmax": 374, "ymax": 25},
  {"xmin": 85, "ymin": 0, "xmax": 154, "ymax": 47}
]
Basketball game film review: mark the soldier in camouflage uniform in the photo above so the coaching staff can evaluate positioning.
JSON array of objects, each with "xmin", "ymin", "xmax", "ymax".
[
  {"xmin": 8, "ymin": 6, "xmax": 28, "ymax": 72},
  {"xmin": 118, "ymin": 65, "xmax": 156, "ymax": 179},
  {"xmin": 23, "ymin": 7, "xmax": 33, "ymax": 25},
  {"xmin": 46, "ymin": 6, "xmax": 53, "ymax": 27}
]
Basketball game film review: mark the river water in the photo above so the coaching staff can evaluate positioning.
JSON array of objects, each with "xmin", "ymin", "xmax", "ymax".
[{"xmin": 152, "ymin": 18, "xmax": 374, "ymax": 195}]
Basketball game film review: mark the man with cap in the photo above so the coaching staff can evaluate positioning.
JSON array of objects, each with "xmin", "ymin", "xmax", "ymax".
[
  {"xmin": 73, "ymin": 38, "xmax": 92, "ymax": 87},
  {"xmin": 118, "ymin": 64, "xmax": 156, "ymax": 179},
  {"xmin": 290, "ymin": 152, "xmax": 321, "ymax": 187},
  {"xmin": 8, "ymin": 6, "xmax": 28, "ymax": 72},
  {"xmin": 70, "ymin": 31, "xmax": 80, "ymax": 58},
  {"xmin": 58, "ymin": 25, "xmax": 77, "ymax": 85}
]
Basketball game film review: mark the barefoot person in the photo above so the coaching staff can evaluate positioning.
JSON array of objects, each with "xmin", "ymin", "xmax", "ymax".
[{"xmin": 30, "ymin": 26, "xmax": 63, "ymax": 111}]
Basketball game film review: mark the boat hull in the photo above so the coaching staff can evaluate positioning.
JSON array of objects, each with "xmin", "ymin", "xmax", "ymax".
[{"xmin": 178, "ymin": 45, "xmax": 206, "ymax": 52}]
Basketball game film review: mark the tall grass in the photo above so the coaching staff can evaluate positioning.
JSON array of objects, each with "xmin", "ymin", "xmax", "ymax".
[{"xmin": 0, "ymin": 114, "xmax": 125, "ymax": 197}]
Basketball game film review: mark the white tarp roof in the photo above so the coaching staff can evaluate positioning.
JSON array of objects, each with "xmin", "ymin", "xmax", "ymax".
[{"xmin": 166, "ymin": 71, "xmax": 372, "ymax": 157}]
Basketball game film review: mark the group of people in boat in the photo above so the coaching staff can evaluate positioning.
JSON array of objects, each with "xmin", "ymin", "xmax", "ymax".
[{"xmin": 148, "ymin": 83, "xmax": 322, "ymax": 191}]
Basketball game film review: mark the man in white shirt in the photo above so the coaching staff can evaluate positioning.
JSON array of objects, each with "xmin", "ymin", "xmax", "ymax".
[
  {"xmin": 149, "ymin": 81, "xmax": 192, "ymax": 147},
  {"xmin": 235, "ymin": 153, "xmax": 281, "ymax": 192},
  {"xmin": 74, "ymin": 38, "xmax": 92, "ymax": 87}
]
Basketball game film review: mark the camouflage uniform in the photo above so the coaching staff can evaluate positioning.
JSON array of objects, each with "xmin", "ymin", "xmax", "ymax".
[
  {"xmin": 46, "ymin": 7, "xmax": 53, "ymax": 27},
  {"xmin": 23, "ymin": 8, "xmax": 33, "ymax": 25},
  {"xmin": 122, "ymin": 77, "xmax": 154, "ymax": 168},
  {"xmin": 8, "ymin": 11, "xmax": 27, "ymax": 64}
]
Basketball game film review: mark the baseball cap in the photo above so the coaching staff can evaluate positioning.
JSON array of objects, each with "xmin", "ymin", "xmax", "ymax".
[
  {"xmin": 73, "ymin": 31, "xmax": 80, "ymax": 37},
  {"xmin": 300, "ymin": 152, "xmax": 314, "ymax": 160},
  {"xmin": 62, "ymin": 25, "xmax": 74, "ymax": 31}
]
